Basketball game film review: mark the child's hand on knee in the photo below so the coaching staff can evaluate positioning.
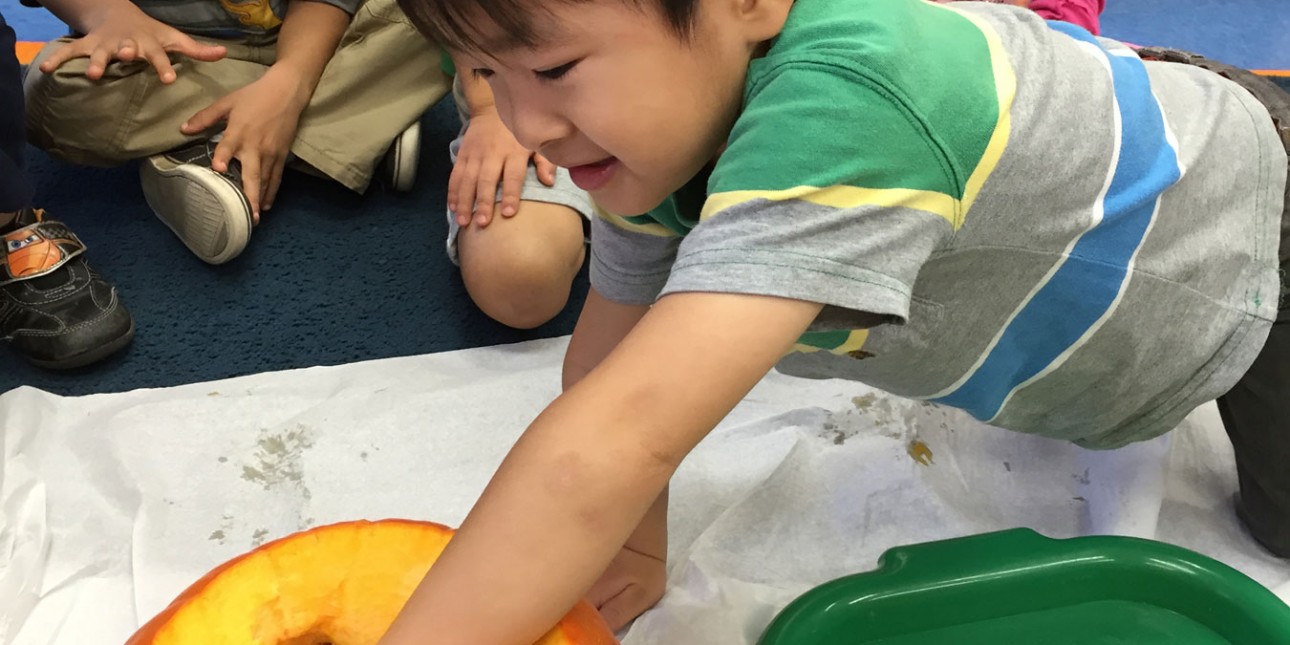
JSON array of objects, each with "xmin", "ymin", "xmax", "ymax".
[
  {"xmin": 449, "ymin": 108, "xmax": 557, "ymax": 229},
  {"xmin": 38, "ymin": 2, "xmax": 226, "ymax": 84}
]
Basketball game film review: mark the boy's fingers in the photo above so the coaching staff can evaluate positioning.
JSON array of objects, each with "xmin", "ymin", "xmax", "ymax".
[
  {"xmin": 182, "ymin": 100, "xmax": 228, "ymax": 135},
  {"xmin": 116, "ymin": 39, "xmax": 138, "ymax": 62},
  {"xmin": 456, "ymin": 161, "xmax": 481, "ymax": 227},
  {"xmin": 474, "ymin": 199, "xmax": 495, "ymax": 227},
  {"xmin": 499, "ymin": 155, "xmax": 527, "ymax": 218},
  {"xmin": 264, "ymin": 157, "xmax": 285, "ymax": 211},
  {"xmin": 595, "ymin": 584, "xmax": 649, "ymax": 632},
  {"xmin": 210, "ymin": 140, "xmax": 234, "ymax": 176},
  {"xmin": 144, "ymin": 47, "xmax": 178, "ymax": 84},
  {"xmin": 474, "ymin": 158, "xmax": 504, "ymax": 226},
  {"xmin": 38, "ymin": 41, "xmax": 81, "ymax": 73},
  {"xmin": 169, "ymin": 34, "xmax": 227, "ymax": 62},
  {"xmin": 240, "ymin": 152, "xmax": 263, "ymax": 222},
  {"xmin": 447, "ymin": 160, "xmax": 466, "ymax": 216},
  {"xmin": 534, "ymin": 153, "xmax": 558, "ymax": 187},
  {"xmin": 85, "ymin": 46, "xmax": 112, "ymax": 80}
]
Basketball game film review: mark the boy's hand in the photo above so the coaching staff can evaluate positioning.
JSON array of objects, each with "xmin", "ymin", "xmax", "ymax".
[
  {"xmin": 181, "ymin": 68, "xmax": 311, "ymax": 220},
  {"xmin": 586, "ymin": 545, "xmax": 667, "ymax": 631},
  {"xmin": 38, "ymin": 3, "xmax": 227, "ymax": 83},
  {"xmin": 450, "ymin": 108, "xmax": 558, "ymax": 229}
]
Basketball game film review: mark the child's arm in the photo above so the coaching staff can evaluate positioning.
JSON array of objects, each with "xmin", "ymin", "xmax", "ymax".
[
  {"xmin": 180, "ymin": 0, "xmax": 349, "ymax": 217},
  {"xmin": 586, "ymin": 486, "xmax": 669, "ymax": 630},
  {"xmin": 449, "ymin": 71, "xmax": 559, "ymax": 228},
  {"xmin": 561, "ymin": 288, "xmax": 650, "ymax": 390},
  {"xmin": 37, "ymin": 0, "xmax": 228, "ymax": 82},
  {"xmin": 563, "ymin": 290, "xmax": 668, "ymax": 630},
  {"xmin": 378, "ymin": 291, "xmax": 823, "ymax": 645}
]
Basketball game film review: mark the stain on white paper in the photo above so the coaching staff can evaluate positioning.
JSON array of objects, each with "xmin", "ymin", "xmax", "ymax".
[{"xmin": 240, "ymin": 424, "xmax": 314, "ymax": 500}]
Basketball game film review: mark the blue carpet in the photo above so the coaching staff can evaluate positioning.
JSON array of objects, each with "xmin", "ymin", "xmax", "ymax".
[
  {"xmin": 6, "ymin": 6, "xmax": 66, "ymax": 43},
  {"xmin": 1101, "ymin": 0, "xmax": 1290, "ymax": 71},
  {"xmin": 0, "ymin": 99, "xmax": 589, "ymax": 395},
  {"xmin": 2, "ymin": 3, "xmax": 1288, "ymax": 396}
]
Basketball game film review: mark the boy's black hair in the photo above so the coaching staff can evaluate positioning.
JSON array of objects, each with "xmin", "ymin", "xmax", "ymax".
[{"xmin": 397, "ymin": 0, "xmax": 699, "ymax": 54}]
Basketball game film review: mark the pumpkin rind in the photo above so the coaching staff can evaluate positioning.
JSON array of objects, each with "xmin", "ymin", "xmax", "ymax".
[{"xmin": 125, "ymin": 520, "xmax": 618, "ymax": 645}]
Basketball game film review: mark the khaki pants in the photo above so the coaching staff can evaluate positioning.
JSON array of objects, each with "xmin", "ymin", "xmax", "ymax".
[{"xmin": 22, "ymin": 0, "xmax": 449, "ymax": 193}]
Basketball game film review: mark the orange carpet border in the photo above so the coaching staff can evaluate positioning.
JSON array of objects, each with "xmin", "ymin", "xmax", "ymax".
[{"xmin": 16, "ymin": 41, "xmax": 43, "ymax": 65}]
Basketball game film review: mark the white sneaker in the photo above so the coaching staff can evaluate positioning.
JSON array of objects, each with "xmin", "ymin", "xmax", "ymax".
[
  {"xmin": 383, "ymin": 120, "xmax": 421, "ymax": 192},
  {"xmin": 139, "ymin": 140, "xmax": 253, "ymax": 265}
]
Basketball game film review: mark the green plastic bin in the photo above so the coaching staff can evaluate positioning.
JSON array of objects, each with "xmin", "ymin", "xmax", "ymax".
[{"xmin": 758, "ymin": 528, "xmax": 1290, "ymax": 644}]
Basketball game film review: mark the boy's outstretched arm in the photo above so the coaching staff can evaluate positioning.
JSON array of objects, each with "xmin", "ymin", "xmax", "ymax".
[
  {"xmin": 563, "ymin": 290, "xmax": 665, "ymax": 630},
  {"xmin": 378, "ymin": 291, "xmax": 823, "ymax": 645}
]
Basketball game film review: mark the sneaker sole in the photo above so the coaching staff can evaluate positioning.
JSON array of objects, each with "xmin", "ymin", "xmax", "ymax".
[
  {"xmin": 23, "ymin": 318, "xmax": 136, "ymax": 371},
  {"xmin": 140, "ymin": 156, "xmax": 253, "ymax": 265},
  {"xmin": 390, "ymin": 121, "xmax": 421, "ymax": 192}
]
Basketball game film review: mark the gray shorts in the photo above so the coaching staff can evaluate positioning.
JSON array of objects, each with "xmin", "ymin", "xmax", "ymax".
[{"xmin": 443, "ymin": 129, "xmax": 594, "ymax": 266}]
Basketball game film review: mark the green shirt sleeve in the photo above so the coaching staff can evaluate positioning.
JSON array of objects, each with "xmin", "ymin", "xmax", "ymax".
[{"xmin": 659, "ymin": 60, "xmax": 961, "ymax": 322}]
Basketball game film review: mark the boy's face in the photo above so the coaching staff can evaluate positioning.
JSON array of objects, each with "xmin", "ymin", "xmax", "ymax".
[{"xmin": 452, "ymin": 0, "xmax": 788, "ymax": 215}]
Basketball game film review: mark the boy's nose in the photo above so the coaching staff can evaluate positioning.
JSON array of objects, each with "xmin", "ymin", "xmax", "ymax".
[{"xmin": 499, "ymin": 96, "xmax": 574, "ymax": 157}]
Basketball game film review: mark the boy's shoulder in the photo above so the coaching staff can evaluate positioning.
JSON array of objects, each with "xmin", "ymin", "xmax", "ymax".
[
  {"xmin": 759, "ymin": 0, "xmax": 1006, "ymax": 77},
  {"xmin": 704, "ymin": 0, "xmax": 1019, "ymax": 225}
]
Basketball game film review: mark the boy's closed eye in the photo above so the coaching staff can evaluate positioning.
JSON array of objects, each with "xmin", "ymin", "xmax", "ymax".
[
  {"xmin": 470, "ymin": 60, "xmax": 581, "ymax": 82},
  {"xmin": 535, "ymin": 59, "xmax": 581, "ymax": 81}
]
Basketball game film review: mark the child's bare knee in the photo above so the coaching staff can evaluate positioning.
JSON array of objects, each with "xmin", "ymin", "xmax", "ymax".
[
  {"xmin": 462, "ymin": 245, "xmax": 581, "ymax": 328},
  {"xmin": 458, "ymin": 203, "xmax": 586, "ymax": 329},
  {"xmin": 458, "ymin": 248, "xmax": 569, "ymax": 327},
  {"xmin": 466, "ymin": 268, "xmax": 573, "ymax": 329}
]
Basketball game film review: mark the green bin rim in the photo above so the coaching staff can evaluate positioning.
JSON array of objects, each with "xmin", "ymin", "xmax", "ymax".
[{"xmin": 758, "ymin": 528, "xmax": 1290, "ymax": 644}]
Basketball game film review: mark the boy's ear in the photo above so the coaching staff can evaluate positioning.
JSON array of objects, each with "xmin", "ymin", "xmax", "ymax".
[{"xmin": 733, "ymin": 0, "xmax": 793, "ymax": 43}]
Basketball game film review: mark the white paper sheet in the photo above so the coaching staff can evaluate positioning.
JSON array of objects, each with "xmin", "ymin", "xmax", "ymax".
[{"xmin": 1, "ymin": 337, "xmax": 1286, "ymax": 645}]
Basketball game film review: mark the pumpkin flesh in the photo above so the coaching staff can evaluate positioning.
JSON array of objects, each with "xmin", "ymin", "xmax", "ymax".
[{"xmin": 127, "ymin": 520, "xmax": 617, "ymax": 645}]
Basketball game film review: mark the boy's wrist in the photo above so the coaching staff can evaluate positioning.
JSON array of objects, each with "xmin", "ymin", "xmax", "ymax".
[
  {"xmin": 467, "ymin": 100, "xmax": 500, "ymax": 121},
  {"xmin": 49, "ymin": 0, "xmax": 143, "ymax": 33},
  {"xmin": 622, "ymin": 487, "xmax": 669, "ymax": 560},
  {"xmin": 260, "ymin": 63, "xmax": 318, "ymax": 108}
]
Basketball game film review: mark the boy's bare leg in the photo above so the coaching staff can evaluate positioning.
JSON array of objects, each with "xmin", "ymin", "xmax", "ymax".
[{"xmin": 457, "ymin": 201, "xmax": 586, "ymax": 329}]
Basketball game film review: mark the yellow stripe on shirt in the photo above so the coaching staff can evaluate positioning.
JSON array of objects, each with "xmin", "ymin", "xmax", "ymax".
[
  {"xmin": 595, "ymin": 206, "xmax": 679, "ymax": 238},
  {"xmin": 927, "ymin": 3, "xmax": 1017, "ymax": 222},
  {"xmin": 702, "ymin": 185, "xmax": 961, "ymax": 228}
]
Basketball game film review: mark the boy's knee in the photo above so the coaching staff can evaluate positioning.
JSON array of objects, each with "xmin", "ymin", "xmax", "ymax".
[
  {"xmin": 23, "ymin": 42, "xmax": 140, "ymax": 166},
  {"xmin": 458, "ymin": 204, "xmax": 586, "ymax": 329},
  {"xmin": 465, "ymin": 263, "xmax": 574, "ymax": 329}
]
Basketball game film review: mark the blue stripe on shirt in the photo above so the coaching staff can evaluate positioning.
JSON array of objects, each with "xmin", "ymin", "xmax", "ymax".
[{"xmin": 929, "ymin": 22, "xmax": 1182, "ymax": 422}]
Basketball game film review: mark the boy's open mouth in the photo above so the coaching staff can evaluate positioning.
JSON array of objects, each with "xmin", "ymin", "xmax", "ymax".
[{"xmin": 568, "ymin": 157, "xmax": 619, "ymax": 191}]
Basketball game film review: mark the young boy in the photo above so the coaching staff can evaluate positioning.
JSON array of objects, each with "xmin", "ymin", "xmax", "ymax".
[
  {"xmin": 385, "ymin": 0, "xmax": 1289, "ymax": 641},
  {"xmin": 21, "ymin": 0, "xmax": 447, "ymax": 265},
  {"xmin": 1, "ymin": 11, "xmax": 134, "ymax": 369},
  {"xmin": 442, "ymin": 59, "xmax": 593, "ymax": 328}
]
